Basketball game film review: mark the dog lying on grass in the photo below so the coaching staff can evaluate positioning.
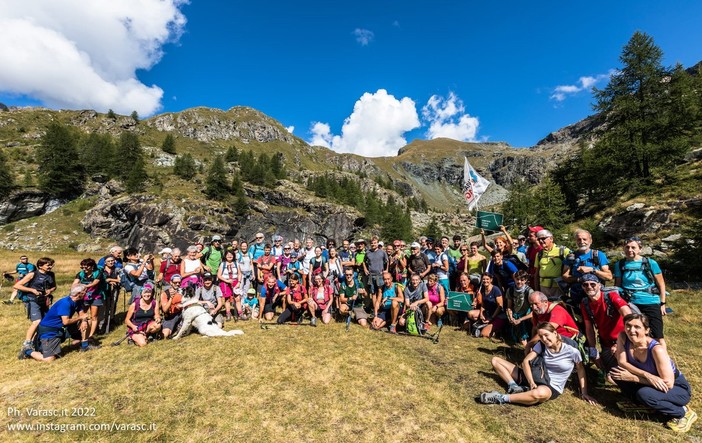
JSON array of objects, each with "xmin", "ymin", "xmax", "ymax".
[{"xmin": 172, "ymin": 296, "xmax": 244, "ymax": 340}]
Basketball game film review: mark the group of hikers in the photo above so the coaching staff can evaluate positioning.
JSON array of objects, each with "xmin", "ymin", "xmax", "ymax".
[{"xmin": 5, "ymin": 226, "xmax": 696, "ymax": 433}]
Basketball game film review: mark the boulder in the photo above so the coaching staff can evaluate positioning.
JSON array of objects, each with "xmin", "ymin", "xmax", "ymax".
[{"xmin": 0, "ymin": 190, "xmax": 63, "ymax": 225}]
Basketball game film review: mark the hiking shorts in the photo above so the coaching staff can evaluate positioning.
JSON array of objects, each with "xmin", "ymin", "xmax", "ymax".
[
  {"xmin": 162, "ymin": 314, "xmax": 182, "ymax": 332},
  {"xmin": 515, "ymin": 368, "xmax": 560, "ymax": 400},
  {"xmin": 368, "ymin": 274, "xmax": 383, "ymax": 294},
  {"xmin": 40, "ymin": 337, "xmax": 63, "ymax": 359},
  {"xmin": 263, "ymin": 302, "xmax": 276, "ymax": 315},
  {"xmin": 352, "ymin": 306, "xmax": 370, "ymax": 321},
  {"xmin": 24, "ymin": 299, "xmax": 45, "ymax": 321}
]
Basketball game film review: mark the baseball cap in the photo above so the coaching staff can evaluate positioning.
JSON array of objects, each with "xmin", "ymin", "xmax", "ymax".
[
  {"xmin": 355, "ymin": 239, "xmax": 366, "ymax": 245},
  {"xmin": 528, "ymin": 226, "xmax": 544, "ymax": 233},
  {"xmin": 517, "ymin": 235, "xmax": 526, "ymax": 240},
  {"xmin": 203, "ymin": 272, "xmax": 214, "ymax": 280},
  {"xmin": 410, "ymin": 242, "xmax": 420, "ymax": 249},
  {"xmin": 247, "ymin": 288, "xmax": 257, "ymax": 295},
  {"xmin": 159, "ymin": 247, "xmax": 173, "ymax": 255},
  {"xmin": 211, "ymin": 235, "xmax": 222, "ymax": 242}
]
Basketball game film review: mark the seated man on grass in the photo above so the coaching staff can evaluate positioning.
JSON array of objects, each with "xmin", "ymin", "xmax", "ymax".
[
  {"xmin": 371, "ymin": 271, "xmax": 404, "ymax": 332},
  {"xmin": 338, "ymin": 269, "xmax": 370, "ymax": 327},
  {"xmin": 20, "ymin": 285, "xmax": 92, "ymax": 362}
]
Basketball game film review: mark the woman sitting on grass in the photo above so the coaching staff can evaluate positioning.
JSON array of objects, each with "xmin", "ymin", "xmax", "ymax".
[
  {"xmin": 308, "ymin": 273, "xmax": 333, "ymax": 326},
  {"xmin": 425, "ymin": 274, "xmax": 446, "ymax": 328},
  {"xmin": 467, "ymin": 273, "xmax": 505, "ymax": 338},
  {"xmin": 125, "ymin": 284, "xmax": 161, "ymax": 347},
  {"xmin": 610, "ymin": 313, "xmax": 697, "ymax": 433},
  {"xmin": 479, "ymin": 322, "xmax": 597, "ymax": 406}
]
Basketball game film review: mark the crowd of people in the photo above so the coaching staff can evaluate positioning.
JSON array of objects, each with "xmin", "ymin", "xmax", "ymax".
[{"xmin": 6, "ymin": 226, "xmax": 696, "ymax": 433}]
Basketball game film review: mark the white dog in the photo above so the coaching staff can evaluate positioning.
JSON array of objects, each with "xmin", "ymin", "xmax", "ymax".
[{"xmin": 172, "ymin": 297, "xmax": 244, "ymax": 340}]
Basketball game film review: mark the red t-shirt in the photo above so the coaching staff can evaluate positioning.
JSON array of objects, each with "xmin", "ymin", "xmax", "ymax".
[
  {"xmin": 257, "ymin": 255, "xmax": 277, "ymax": 280},
  {"xmin": 532, "ymin": 303, "xmax": 579, "ymax": 338},
  {"xmin": 159, "ymin": 259, "xmax": 181, "ymax": 283},
  {"xmin": 580, "ymin": 291, "xmax": 628, "ymax": 348},
  {"xmin": 526, "ymin": 244, "xmax": 543, "ymax": 273}
]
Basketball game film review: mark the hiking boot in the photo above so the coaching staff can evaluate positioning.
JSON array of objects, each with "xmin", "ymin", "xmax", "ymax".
[
  {"xmin": 297, "ymin": 315, "xmax": 304, "ymax": 325},
  {"xmin": 3, "ymin": 299, "xmax": 14, "ymax": 305},
  {"xmin": 18, "ymin": 347, "xmax": 31, "ymax": 360},
  {"xmin": 389, "ymin": 324, "xmax": 397, "ymax": 334},
  {"xmin": 226, "ymin": 312, "xmax": 232, "ymax": 322},
  {"xmin": 80, "ymin": 343, "xmax": 101, "ymax": 352},
  {"xmin": 479, "ymin": 391, "xmax": 506, "ymax": 405},
  {"xmin": 437, "ymin": 318, "xmax": 443, "ymax": 328},
  {"xmin": 507, "ymin": 385, "xmax": 528, "ymax": 394},
  {"xmin": 667, "ymin": 407, "xmax": 698, "ymax": 433},
  {"xmin": 310, "ymin": 317, "xmax": 317, "ymax": 327}
]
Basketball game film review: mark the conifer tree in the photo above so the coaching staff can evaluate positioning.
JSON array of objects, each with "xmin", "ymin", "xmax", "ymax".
[
  {"xmin": 125, "ymin": 156, "xmax": 147, "ymax": 193},
  {"xmin": 205, "ymin": 155, "xmax": 229, "ymax": 200},
  {"xmin": 0, "ymin": 149, "xmax": 15, "ymax": 195},
  {"xmin": 225, "ymin": 145, "xmax": 239, "ymax": 162},
  {"xmin": 161, "ymin": 134, "xmax": 176, "ymax": 154},
  {"xmin": 424, "ymin": 217, "xmax": 442, "ymax": 241},
  {"xmin": 174, "ymin": 153, "xmax": 197, "ymax": 180},
  {"xmin": 80, "ymin": 132, "xmax": 115, "ymax": 177},
  {"xmin": 116, "ymin": 132, "xmax": 143, "ymax": 181},
  {"xmin": 37, "ymin": 122, "xmax": 85, "ymax": 197}
]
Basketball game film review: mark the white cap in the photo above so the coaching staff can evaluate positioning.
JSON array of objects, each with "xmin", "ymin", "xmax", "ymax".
[{"xmin": 159, "ymin": 247, "xmax": 173, "ymax": 255}]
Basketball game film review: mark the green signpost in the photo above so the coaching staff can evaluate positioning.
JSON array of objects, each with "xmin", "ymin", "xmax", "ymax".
[
  {"xmin": 447, "ymin": 291, "xmax": 473, "ymax": 312},
  {"xmin": 476, "ymin": 210, "xmax": 504, "ymax": 232}
]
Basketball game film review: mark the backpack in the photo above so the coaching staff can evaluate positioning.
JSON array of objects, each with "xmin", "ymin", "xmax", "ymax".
[
  {"xmin": 582, "ymin": 290, "xmax": 618, "ymax": 323},
  {"xmin": 617, "ymin": 257, "xmax": 656, "ymax": 286},
  {"xmin": 446, "ymin": 252, "xmax": 458, "ymax": 276},
  {"xmin": 405, "ymin": 308, "xmax": 426, "ymax": 336},
  {"xmin": 505, "ymin": 254, "xmax": 529, "ymax": 272},
  {"xmin": 119, "ymin": 267, "xmax": 136, "ymax": 292}
]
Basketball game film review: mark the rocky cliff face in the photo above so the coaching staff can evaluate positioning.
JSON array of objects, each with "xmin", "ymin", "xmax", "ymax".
[
  {"xmin": 146, "ymin": 107, "xmax": 297, "ymax": 144},
  {"xmin": 80, "ymin": 180, "xmax": 363, "ymax": 251},
  {"xmin": 0, "ymin": 190, "xmax": 62, "ymax": 224}
]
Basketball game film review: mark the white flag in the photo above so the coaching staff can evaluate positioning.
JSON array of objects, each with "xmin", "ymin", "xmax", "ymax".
[{"xmin": 463, "ymin": 157, "xmax": 490, "ymax": 211}]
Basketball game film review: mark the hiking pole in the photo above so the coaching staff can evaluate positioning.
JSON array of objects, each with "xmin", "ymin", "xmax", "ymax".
[
  {"xmin": 346, "ymin": 296, "xmax": 356, "ymax": 332},
  {"xmin": 430, "ymin": 325, "xmax": 443, "ymax": 344},
  {"xmin": 111, "ymin": 333, "xmax": 129, "ymax": 347}
]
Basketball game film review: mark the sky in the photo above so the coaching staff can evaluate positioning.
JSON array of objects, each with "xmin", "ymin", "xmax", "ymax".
[{"xmin": 1, "ymin": 1, "xmax": 701, "ymax": 157}]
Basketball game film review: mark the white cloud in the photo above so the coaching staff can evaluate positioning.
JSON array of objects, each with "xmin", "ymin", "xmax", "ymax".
[
  {"xmin": 352, "ymin": 28, "xmax": 374, "ymax": 46},
  {"xmin": 422, "ymin": 92, "xmax": 479, "ymax": 141},
  {"xmin": 0, "ymin": 0, "xmax": 187, "ymax": 116},
  {"xmin": 550, "ymin": 71, "xmax": 613, "ymax": 102},
  {"xmin": 285, "ymin": 126, "xmax": 295, "ymax": 134},
  {"xmin": 308, "ymin": 89, "xmax": 420, "ymax": 157}
]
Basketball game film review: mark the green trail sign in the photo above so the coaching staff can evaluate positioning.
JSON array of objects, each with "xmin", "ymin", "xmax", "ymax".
[{"xmin": 476, "ymin": 211, "xmax": 503, "ymax": 232}]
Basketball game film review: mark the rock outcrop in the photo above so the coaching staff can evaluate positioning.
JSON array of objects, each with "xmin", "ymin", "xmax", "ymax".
[
  {"xmin": 81, "ymin": 181, "xmax": 363, "ymax": 251},
  {"xmin": 0, "ymin": 190, "xmax": 62, "ymax": 224},
  {"xmin": 146, "ymin": 107, "xmax": 296, "ymax": 144}
]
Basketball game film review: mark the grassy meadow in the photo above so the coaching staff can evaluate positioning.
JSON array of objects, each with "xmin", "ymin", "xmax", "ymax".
[{"xmin": 0, "ymin": 251, "xmax": 700, "ymax": 442}]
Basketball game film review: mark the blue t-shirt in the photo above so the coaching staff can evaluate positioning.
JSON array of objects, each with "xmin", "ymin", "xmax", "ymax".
[
  {"xmin": 260, "ymin": 279, "xmax": 287, "ymax": 303},
  {"xmin": 16, "ymin": 262, "xmax": 36, "ymax": 278},
  {"xmin": 481, "ymin": 285, "xmax": 503, "ymax": 318},
  {"xmin": 248, "ymin": 243, "xmax": 266, "ymax": 261},
  {"xmin": 613, "ymin": 258, "xmax": 662, "ymax": 305},
  {"xmin": 569, "ymin": 249, "xmax": 609, "ymax": 297},
  {"xmin": 488, "ymin": 260, "xmax": 518, "ymax": 289},
  {"xmin": 382, "ymin": 283, "xmax": 398, "ymax": 308},
  {"xmin": 39, "ymin": 296, "xmax": 80, "ymax": 339}
]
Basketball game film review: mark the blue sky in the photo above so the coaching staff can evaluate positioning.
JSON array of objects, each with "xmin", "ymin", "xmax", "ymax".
[{"xmin": 1, "ymin": 1, "xmax": 701, "ymax": 156}]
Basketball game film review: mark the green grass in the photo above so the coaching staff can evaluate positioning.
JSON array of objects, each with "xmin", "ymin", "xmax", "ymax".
[{"xmin": 0, "ymin": 250, "xmax": 700, "ymax": 442}]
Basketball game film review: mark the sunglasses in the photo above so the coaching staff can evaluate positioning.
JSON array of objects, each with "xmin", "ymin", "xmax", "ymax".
[{"xmin": 582, "ymin": 282, "xmax": 599, "ymax": 287}]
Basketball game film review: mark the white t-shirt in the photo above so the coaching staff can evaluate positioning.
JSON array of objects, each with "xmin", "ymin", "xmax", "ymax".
[{"xmin": 533, "ymin": 341, "xmax": 582, "ymax": 393}]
